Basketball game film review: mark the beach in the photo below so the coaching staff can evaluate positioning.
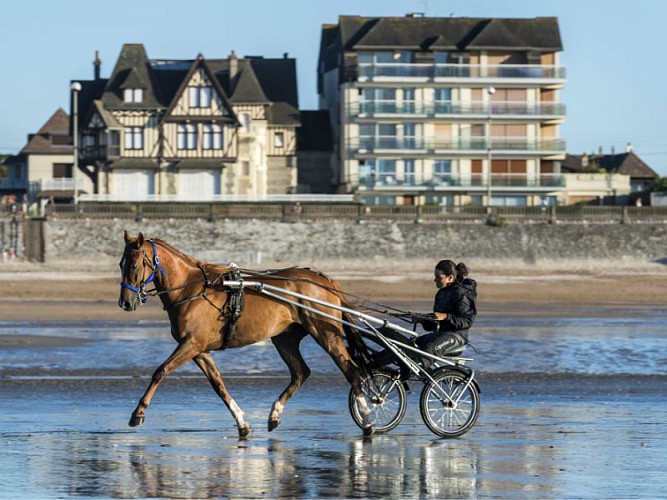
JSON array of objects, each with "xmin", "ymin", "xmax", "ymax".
[{"xmin": 2, "ymin": 260, "xmax": 667, "ymax": 498}]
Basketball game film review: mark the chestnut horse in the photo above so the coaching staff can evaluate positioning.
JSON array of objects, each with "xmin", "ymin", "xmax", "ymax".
[{"xmin": 118, "ymin": 231, "xmax": 374, "ymax": 437}]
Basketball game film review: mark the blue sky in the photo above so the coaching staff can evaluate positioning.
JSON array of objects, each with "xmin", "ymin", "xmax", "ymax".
[{"xmin": 2, "ymin": 0, "xmax": 666, "ymax": 176}]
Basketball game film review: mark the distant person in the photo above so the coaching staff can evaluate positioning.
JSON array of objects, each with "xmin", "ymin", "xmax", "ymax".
[
  {"xmin": 635, "ymin": 198, "xmax": 643, "ymax": 207},
  {"xmin": 371, "ymin": 259, "xmax": 477, "ymax": 370}
]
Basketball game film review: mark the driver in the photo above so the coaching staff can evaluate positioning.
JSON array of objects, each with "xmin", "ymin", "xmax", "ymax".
[{"xmin": 370, "ymin": 259, "xmax": 477, "ymax": 370}]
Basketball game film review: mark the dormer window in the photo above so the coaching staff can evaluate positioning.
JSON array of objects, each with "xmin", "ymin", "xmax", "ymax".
[
  {"xmin": 189, "ymin": 86, "xmax": 212, "ymax": 108},
  {"xmin": 123, "ymin": 88, "xmax": 143, "ymax": 103}
]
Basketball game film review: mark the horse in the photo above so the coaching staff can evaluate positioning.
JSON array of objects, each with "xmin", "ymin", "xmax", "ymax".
[{"xmin": 118, "ymin": 230, "xmax": 374, "ymax": 437}]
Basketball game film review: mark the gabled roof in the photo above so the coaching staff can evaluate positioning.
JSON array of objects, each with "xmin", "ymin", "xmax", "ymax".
[
  {"xmin": 563, "ymin": 152, "xmax": 658, "ymax": 180},
  {"xmin": 161, "ymin": 55, "xmax": 237, "ymax": 123},
  {"xmin": 20, "ymin": 108, "xmax": 73, "ymax": 155},
  {"xmin": 102, "ymin": 44, "xmax": 163, "ymax": 109},
  {"xmin": 76, "ymin": 45, "xmax": 300, "ymax": 128}
]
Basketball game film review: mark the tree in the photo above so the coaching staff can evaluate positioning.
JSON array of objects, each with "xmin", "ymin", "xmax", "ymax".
[{"xmin": 650, "ymin": 177, "xmax": 667, "ymax": 193}]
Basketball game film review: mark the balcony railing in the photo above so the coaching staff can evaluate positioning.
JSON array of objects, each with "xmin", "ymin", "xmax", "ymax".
[
  {"xmin": 358, "ymin": 173, "xmax": 565, "ymax": 190},
  {"xmin": 39, "ymin": 178, "xmax": 85, "ymax": 191},
  {"xmin": 81, "ymin": 144, "xmax": 121, "ymax": 161},
  {"xmin": 350, "ymin": 101, "xmax": 566, "ymax": 117},
  {"xmin": 353, "ymin": 136, "xmax": 566, "ymax": 152},
  {"xmin": 357, "ymin": 63, "xmax": 566, "ymax": 80}
]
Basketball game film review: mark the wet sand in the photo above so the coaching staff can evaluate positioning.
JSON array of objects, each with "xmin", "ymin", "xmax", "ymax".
[
  {"xmin": 2, "ymin": 375, "xmax": 665, "ymax": 498},
  {"xmin": 2, "ymin": 262, "xmax": 667, "ymax": 498}
]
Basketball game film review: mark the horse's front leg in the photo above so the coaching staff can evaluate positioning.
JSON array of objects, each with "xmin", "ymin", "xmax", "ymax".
[
  {"xmin": 129, "ymin": 341, "xmax": 199, "ymax": 427},
  {"xmin": 193, "ymin": 352, "xmax": 251, "ymax": 438}
]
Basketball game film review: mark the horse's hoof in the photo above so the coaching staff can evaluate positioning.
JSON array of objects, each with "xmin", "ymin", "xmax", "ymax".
[
  {"xmin": 238, "ymin": 423, "xmax": 251, "ymax": 438},
  {"xmin": 362, "ymin": 424, "xmax": 375, "ymax": 437},
  {"xmin": 129, "ymin": 415, "xmax": 144, "ymax": 427},
  {"xmin": 268, "ymin": 418, "xmax": 281, "ymax": 432}
]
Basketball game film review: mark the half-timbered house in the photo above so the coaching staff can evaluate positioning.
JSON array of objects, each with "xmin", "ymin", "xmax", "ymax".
[{"xmin": 72, "ymin": 45, "xmax": 300, "ymax": 201}]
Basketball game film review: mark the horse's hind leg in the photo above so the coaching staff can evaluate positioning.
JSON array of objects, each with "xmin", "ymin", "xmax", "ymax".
[
  {"xmin": 310, "ymin": 324, "xmax": 374, "ymax": 435},
  {"xmin": 193, "ymin": 352, "xmax": 251, "ymax": 438},
  {"xmin": 269, "ymin": 329, "xmax": 311, "ymax": 432},
  {"xmin": 129, "ymin": 341, "xmax": 198, "ymax": 427}
]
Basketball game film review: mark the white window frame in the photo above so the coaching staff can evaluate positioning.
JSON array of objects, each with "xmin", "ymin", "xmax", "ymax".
[
  {"xmin": 124, "ymin": 127, "xmax": 143, "ymax": 150},
  {"xmin": 189, "ymin": 86, "xmax": 212, "ymax": 108},
  {"xmin": 274, "ymin": 131, "xmax": 285, "ymax": 148},
  {"xmin": 123, "ymin": 88, "xmax": 143, "ymax": 103},
  {"xmin": 203, "ymin": 124, "xmax": 223, "ymax": 150}
]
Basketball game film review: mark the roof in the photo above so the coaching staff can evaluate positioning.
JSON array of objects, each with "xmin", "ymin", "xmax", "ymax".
[
  {"xmin": 336, "ymin": 15, "xmax": 562, "ymax": 51},
  {"xmin": 562, "ymin": 152, "xmax": 658, "ymax": 180},
  {"xmin": 20, "ymin": 108, "xmax": 73, "ymax": 155},
  {"xmin": 78, "ymin": 44, "xmax": 300, "ymax": 127},
  {"xmin": 319, "ymin": 15, "xmax": 563, "ymax": 79}
]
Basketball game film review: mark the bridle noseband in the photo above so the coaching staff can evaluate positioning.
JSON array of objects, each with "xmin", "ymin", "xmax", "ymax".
[{"xmin": 120, "ymin": 239, "xmax": 166, "ymax": 304}]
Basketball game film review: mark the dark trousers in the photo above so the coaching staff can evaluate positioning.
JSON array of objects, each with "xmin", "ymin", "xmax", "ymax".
[{"xmin": 416, "ymin": 331, "xmax": 467, "ymax": 367}]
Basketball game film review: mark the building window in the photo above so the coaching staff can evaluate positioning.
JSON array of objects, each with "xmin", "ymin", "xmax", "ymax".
[
  {"xmin": 274, "ymin": 132, "xmax": 284, "ymax": 148},
  {"xmin": 124, "ymin": 127, "xmax": 143, "ymax": 150},
  {"xmin": 433, "ymin": 159, "xmax": 452, "ymax": 185},
  {"xmin": 241, "ymin": 161, "xmax": 250, "ymax": 176},
  {"xmin": 403, "ymin": 159, "xmax": 416, "ymax": 185},
  {"xmin": 189, "ymin": 86, "xmax": 212, "ymax": 108},
  {"xmin": 53, "ymin": 163, "xmax": 73, "ymax": 178},
  {"xmin": 239, "ymin": 113, "xmax": 250, "ymax": 132},
  {"xmin": 203, "ymin": 124, "xmax": 223, "ymax": 150},
  {"xmin": 123, "ymin": 88, "xmax": 143, "ymax": 103},
  {"xmin": 178, "ymin": 124, "xmax": 197, "ymax": 150},
  {"xmin": 360, "ymin": 159, "xmax": 397, "ymax": 187}
]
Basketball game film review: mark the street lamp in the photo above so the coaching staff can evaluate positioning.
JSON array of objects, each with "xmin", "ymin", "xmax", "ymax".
[
  {"xmin": 486, "ymin": 86, "xmax": 496, "ymax": 210},
  {"xmin": 70, "ymin": 81, "xmax": 82, "ymax": 205}
]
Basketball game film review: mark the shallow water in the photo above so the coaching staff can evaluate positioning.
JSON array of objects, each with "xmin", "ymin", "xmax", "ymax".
[{"xmin": 1, "ymin": 305, "xmax": 667, "ymax": 498}]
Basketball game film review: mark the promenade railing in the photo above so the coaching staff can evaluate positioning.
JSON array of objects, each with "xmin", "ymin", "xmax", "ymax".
[{"xmin": 44, "ymin": 202, "xmax": 667, "ymax": 224}]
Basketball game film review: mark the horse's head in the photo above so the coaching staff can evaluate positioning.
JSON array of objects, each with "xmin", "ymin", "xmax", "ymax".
[{"xmin": 118, "ymin": 230, "xmax": 164, "ymax": 311}]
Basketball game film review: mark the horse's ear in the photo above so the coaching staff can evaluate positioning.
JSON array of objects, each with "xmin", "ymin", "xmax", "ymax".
[
  {"xmin": 124, "ymin": 230, "xmax": 133, "ymax": 243},
  {"xmin": 137, "ymin": 232, "xmax": 145, "ymax": 246}
]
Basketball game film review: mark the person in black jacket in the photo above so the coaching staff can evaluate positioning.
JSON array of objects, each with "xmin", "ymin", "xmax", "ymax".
[
  {"xmin": 370, "ymin": 259, "xmax": 477, "ymax": 369},
  {"xmin": 415, "ymin": 259, "xmax": 477, "ymax": 364}
]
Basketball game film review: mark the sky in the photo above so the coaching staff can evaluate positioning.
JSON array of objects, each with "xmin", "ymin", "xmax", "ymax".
[{"xmin": 2, "ymin": 0, "xmax": 667, "ymax": 176}]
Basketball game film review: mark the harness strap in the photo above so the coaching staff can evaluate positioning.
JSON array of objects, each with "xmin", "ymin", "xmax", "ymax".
[{"xmin": 222, "ymin": 266, "xmax": 245, "ymax": 349}]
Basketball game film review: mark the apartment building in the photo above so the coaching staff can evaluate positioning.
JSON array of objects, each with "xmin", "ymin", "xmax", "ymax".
[
  {"xmin": 72, "ymin": 45, "xmax": 300, "ymax": 201},
  {"xmin": 318, "ymin": 15, "xmax": 567, "ymax": 206}
]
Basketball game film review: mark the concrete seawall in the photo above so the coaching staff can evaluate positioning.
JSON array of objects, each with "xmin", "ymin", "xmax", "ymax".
[{"xmin": 43, "ymin": 218, "xmax": 667, "ymax": 268}]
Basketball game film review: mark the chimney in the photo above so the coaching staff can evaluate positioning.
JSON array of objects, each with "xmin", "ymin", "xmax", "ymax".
[
  {"xmin": 626, "ymin": 142, "xmax": 633, "ymax": 153},
  {"xmin": 94, "ymin": 50, "xmax": 101, "ymax": 80},
  {"xmin": 229, "ymin": 50, "xmax": 238, "ymax": 80},
  {"xmin": 611, "ymin": 145, "xmax": 615, "ymax": 155}
]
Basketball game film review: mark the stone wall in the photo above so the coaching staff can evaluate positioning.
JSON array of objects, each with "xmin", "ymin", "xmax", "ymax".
[{"xmin": 43, "ymin": 218, "xmax": 667, "ymax": 268}]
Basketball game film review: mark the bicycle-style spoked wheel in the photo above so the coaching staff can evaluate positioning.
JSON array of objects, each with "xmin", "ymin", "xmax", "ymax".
[
  {"xmin": 419, "ymin": 370, "xmax": 480, "ymax": 438},
  {"xmin": 349, "ymin": 370, "xmax": 407, "ymax": 433}
]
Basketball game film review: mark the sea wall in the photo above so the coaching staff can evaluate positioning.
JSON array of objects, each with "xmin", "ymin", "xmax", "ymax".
[{"xmin": 43, "ymin": 218, "xmax": 667, "ymax": 268}]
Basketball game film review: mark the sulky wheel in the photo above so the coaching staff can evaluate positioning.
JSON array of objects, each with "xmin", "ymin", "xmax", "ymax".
[
  {"xmin": 419, "ymin": 369, "xmax": 480, "ymax": 438},
  {"xmin": 349, "ymin": 369, "xmax": 407, "ymax": 433}
]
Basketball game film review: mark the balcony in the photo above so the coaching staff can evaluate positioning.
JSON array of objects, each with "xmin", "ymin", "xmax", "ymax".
[
  {"xmin": 352, "ymin": 136, "xmax": 566, "ymax": 154},
  {"xmin": 81, "ymin": 144, "xmax": 121, "ymax": 162},
  {"xmin": 357, "ymin": 63, "xmax": 566, "ymax": 82},
  {"xmin": 39, "ymin": 178, "xmax": 85, "ymax": 192},
  {"xmin": 358, "ymin": 173, "xmax": 565, "ymax": 190},
  {"xmin": 350, "ymin": 100, "xmax": 566, "ymax": 118}
]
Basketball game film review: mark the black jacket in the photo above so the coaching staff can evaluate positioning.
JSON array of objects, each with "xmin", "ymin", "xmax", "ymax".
[{"xmin": 432, "ymin": 278, "xmax": 477, "ymax": 339}]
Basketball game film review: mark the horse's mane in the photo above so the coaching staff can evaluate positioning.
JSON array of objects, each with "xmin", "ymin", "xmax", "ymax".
[{"xmin": 152, "ymin": 238, "xmax": 203, "ymax": 268}]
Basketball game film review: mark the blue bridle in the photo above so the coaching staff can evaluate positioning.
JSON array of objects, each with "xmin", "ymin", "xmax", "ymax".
[{"xmin": 120, "ymin": 239, "xmax": 166, "ymax": 304}]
